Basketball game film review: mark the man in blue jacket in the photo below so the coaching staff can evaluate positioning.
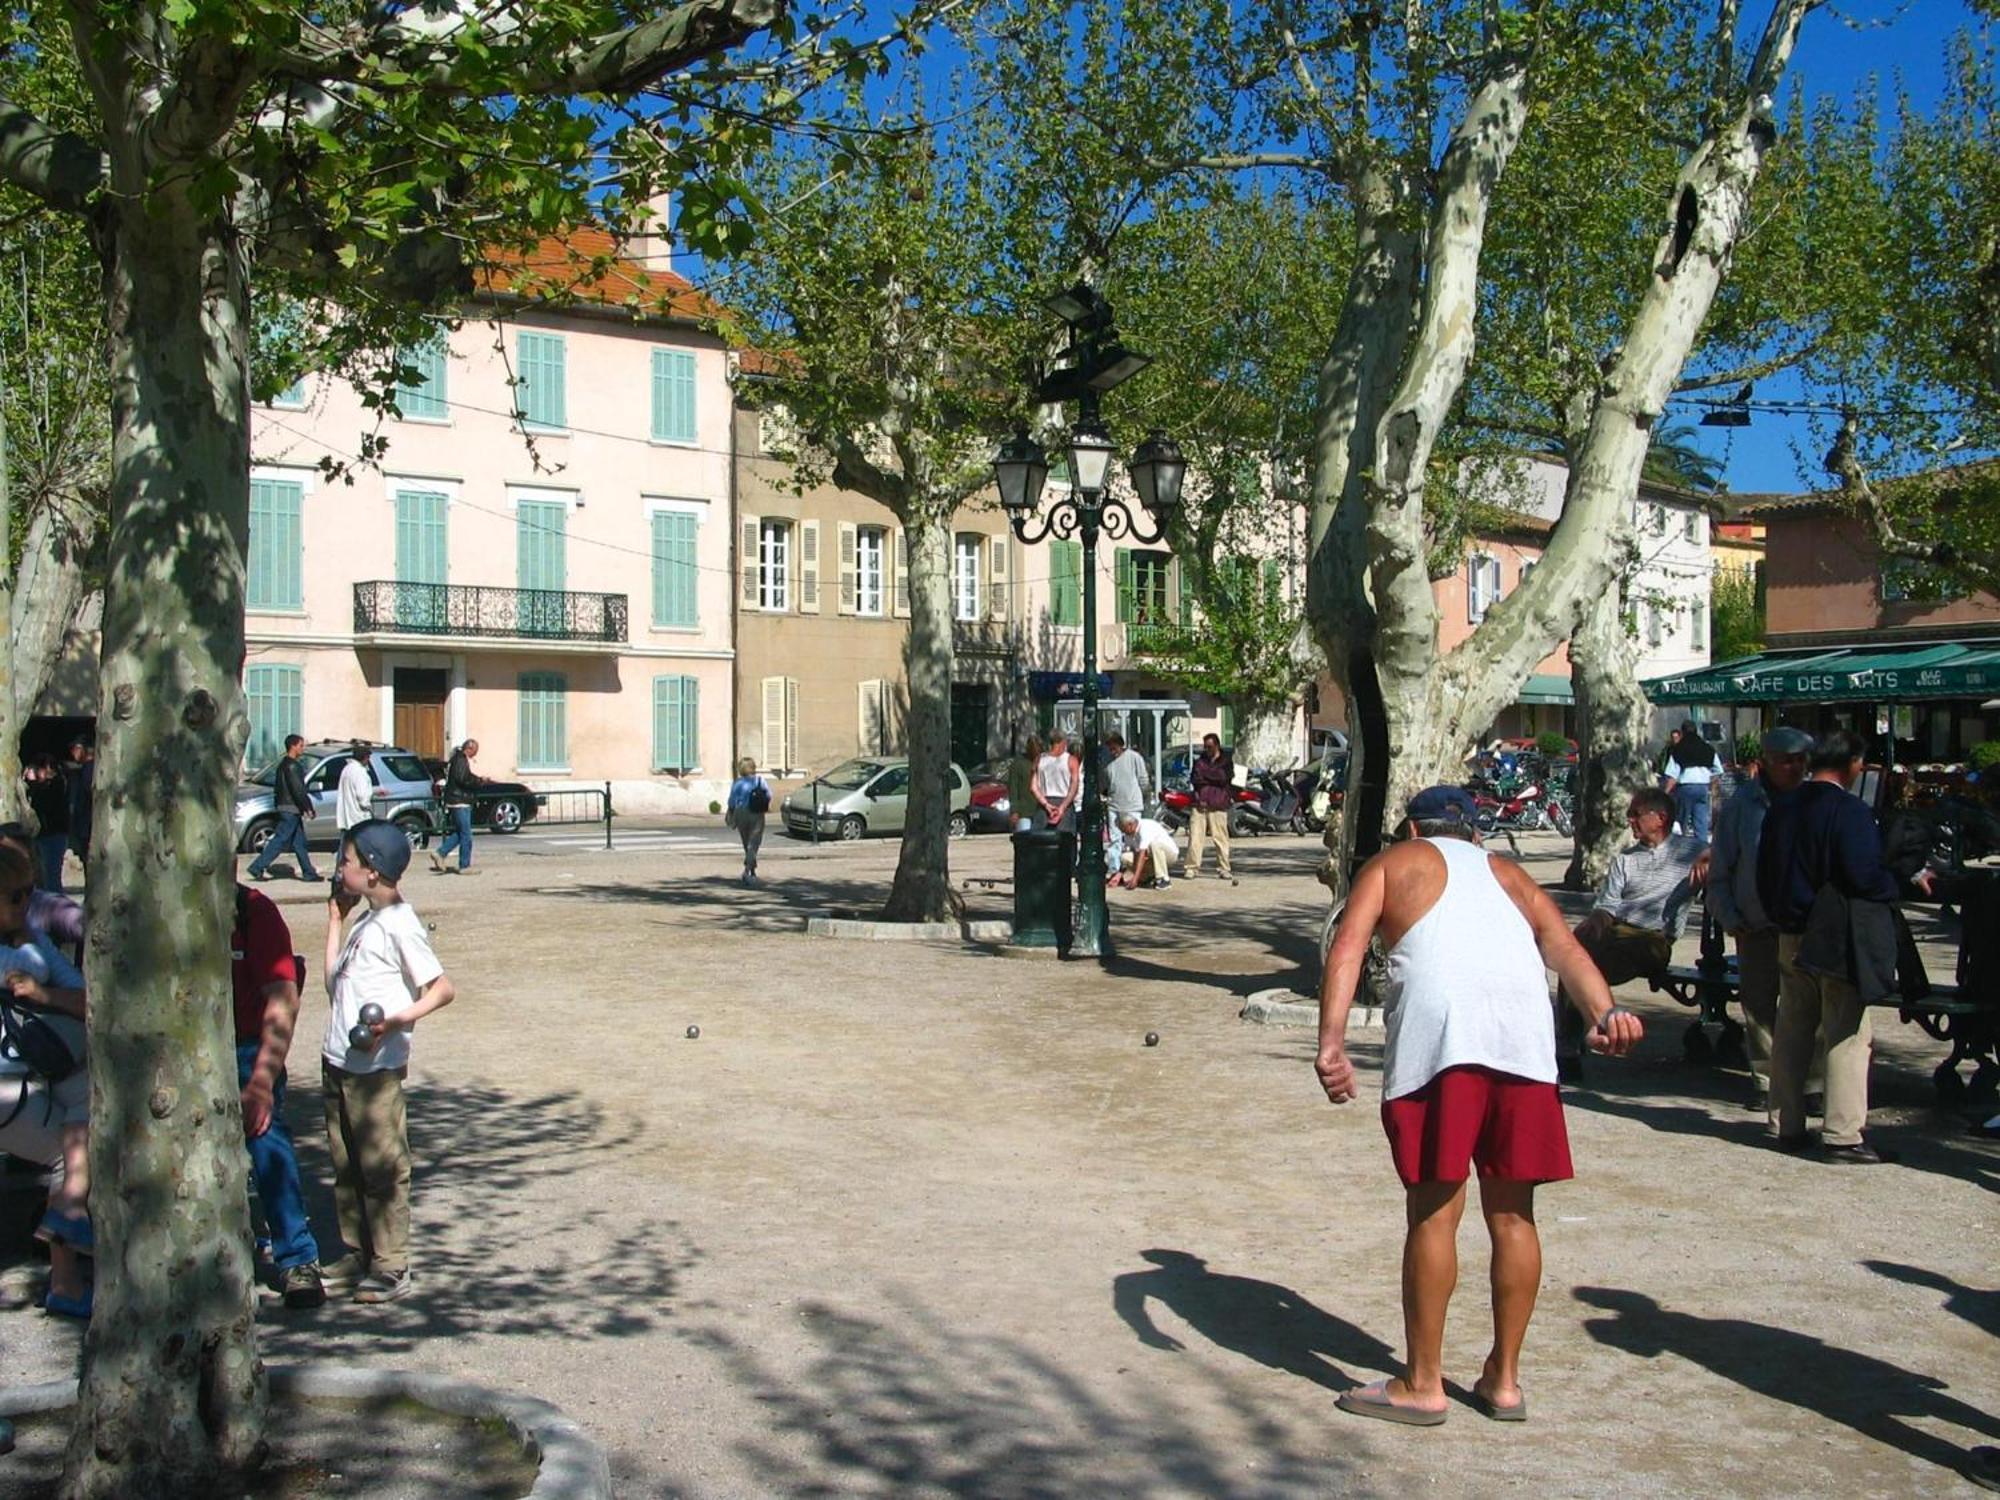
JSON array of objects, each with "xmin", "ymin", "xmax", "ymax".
[{"xmin": 1756, "ymin": 729, "xmax": 1932, "ymax": 1163}]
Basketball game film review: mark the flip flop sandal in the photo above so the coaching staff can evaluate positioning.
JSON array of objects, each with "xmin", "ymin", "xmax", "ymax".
[
  {"xmin": 1472, "ymin": 1389, "xmax": 1528, "ymax": 1423},
  {"xmin": 1336, "ymin": 1381, "xmax": 1447, "ymax": 1427},
  {"xmin": 34, "ymin": 1209, "xmax": 93, "ymax": 1253}
]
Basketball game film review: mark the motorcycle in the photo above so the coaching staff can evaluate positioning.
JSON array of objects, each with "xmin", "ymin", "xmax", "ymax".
[
  {"xmin": 1471, "ymin": 779, "xmax": 1557, "ymax": 834},
  {"xmin": 1158, "ymin": 783, "xmax": 1194, "ymax": 832},
  {"xmin": 1230, "ymin": 769, "xmax": 1304, "ymax": 837}
]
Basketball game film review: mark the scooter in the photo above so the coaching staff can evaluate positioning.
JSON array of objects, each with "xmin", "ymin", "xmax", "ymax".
[
  {"xmin": 1230, "ymin": 769, "xmax": 1304, "ymax": 837},
  {"xmin": 1158, "ymin": 784, "xmax": 1194, "ymax": 832},
  {"xmin": 1472, "ymin": 780, "xmax": 1555, "ymax": 834}
]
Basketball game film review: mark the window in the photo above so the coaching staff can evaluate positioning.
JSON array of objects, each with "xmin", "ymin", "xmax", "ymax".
[
  {"xmin": 394, "ymin": 488, "xmax": 449, "ymax": 629},
  {"xmin": 270, "ymin": 376, "xmax": 308, "ymax": 409},
  {"xmin": 954, "ymin": 535, "xmax": 982, "ymax": 621},
  {"xmin": 1691, "ymin": 601, "xmax": 1707, "ymax": 651},
  {"xmin": 517, "ymin": 498, "xmax": 568, "ymax": 636},
  {"xmin": 1466, "ymin": 553, "xmax": 1502, "ymax": 623},
  {"xmin": 651, "ymin": 349, "xmax": 697, "ymax": 444},
  {"xmin": 1683, "ymin": 510, "xmax": 1703, "ymax": 544},
  {"xmin": 652, "ymin": 675, "xmax": 700, "ymax": 771},
  {"xmin": 1519, "ymin": 559, "xmax": 1536, "ymax": 583},
  {"xmin": 1648, "ymin": 502, "xmax": 1667, "ymax": 535},
  {"xmin": 518, "ymin": 672, "xmax": 568, "ymax": 770},
  {"xmin": 243, "ymin": 664, "xmax": 302, "ymax": 768},
  {"xmin": 758, "ymin": 520, "xmax": 790, "ymax": 611},
  {"xmin": 856, "ymin": 526, "xmax": 885, "ymax": 616},
  {"xmin": 1116, "ymin": 549, "xmax": 1172, "ymax": 624},
  {"xmin": 248, "ymin": 477, "xmax": 304, "ymax": 610},
  {"xmin": 514, "ymin": 331, "xmax": 566, "ymax": 430},
  {"xmin": 1051, "ymin": 539, "xmax": 1083, "ymax": 627},
  {"xmin": 1644, "ymin": 602, "xmax": 1663, "ymax": 648},
  {"xmin": 397, "ymin": 335, "xmax": 448, "ymax": 421},
  {"xmin": 651, "ymin": 509, "xmax": 698, "ymax": 627}
]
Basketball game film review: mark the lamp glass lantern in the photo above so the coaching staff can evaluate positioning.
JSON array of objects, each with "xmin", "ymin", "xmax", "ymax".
[
  {"xmin": 993, "ymin": 429, "xmax": 1049, "ymax": 517},
  {"xmin": 1128, "ymin": 429, "xmax": 1187, "ymax": 521},
  {"xmin": 1066, "ymin": 421, "xmax": 1116, "ymax": 494}
]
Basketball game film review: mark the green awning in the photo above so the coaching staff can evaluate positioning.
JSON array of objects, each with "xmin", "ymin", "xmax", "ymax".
[
  {"xmin": 1644, "ymin": 643, "xmax": 2000, "ymax": 706},
  {"xmin": 1517, "ymin": 673, "xmax": 1575, "ymax": 705}
]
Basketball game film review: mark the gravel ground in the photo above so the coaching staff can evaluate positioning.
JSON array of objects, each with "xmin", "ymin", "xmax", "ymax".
[{"xmin": 3, "ymin": 824, "xmax": 1996, "ymax": 1498}]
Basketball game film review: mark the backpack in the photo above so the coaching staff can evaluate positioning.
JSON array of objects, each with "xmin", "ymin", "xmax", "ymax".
[
  {"xmin": 748, "ymin": 781, "xmax": 771, "ymax": 814},
  {"xmin": 0, "ymin": 994, "xmax": 82, "ymax": 1086}
]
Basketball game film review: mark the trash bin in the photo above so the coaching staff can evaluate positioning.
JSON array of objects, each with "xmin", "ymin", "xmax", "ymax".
[{"xmin": 1011, "ymin": 829, "xmax": 1074, "ymax": 950}]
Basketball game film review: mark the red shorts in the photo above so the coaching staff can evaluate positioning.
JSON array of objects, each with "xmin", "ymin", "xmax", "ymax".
[{"xmin": 1381, "ymin": 1065, "xmax": 1573, "ymax": 1187}]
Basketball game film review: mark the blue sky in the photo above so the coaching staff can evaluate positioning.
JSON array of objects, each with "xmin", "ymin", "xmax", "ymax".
[{"xmin": 1697, "ymin": 0, "xmax": 1986, "ymax": 495}]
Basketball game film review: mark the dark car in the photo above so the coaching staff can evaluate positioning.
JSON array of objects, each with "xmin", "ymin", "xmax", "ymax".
[
  {"xmin": 965, "ymin": 758, "xmax": 1018, "ymax": 833},
  {"xmin": 418, "ymin": 757, "xmax": 542, "ymax": 834}
]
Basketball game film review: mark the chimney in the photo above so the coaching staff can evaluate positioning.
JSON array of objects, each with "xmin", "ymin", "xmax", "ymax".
[{"xmin": 626, "ymin": 191, "xmax": 672, "ymax": 274}]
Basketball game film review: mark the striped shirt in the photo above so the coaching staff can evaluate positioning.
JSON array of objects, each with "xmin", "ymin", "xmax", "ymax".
[{"xmin": 1594, "ymin": 833, "xmax": 1707, "ymax": 937}]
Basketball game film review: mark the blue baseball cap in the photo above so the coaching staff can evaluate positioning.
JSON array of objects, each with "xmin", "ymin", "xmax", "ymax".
[
  {"xmin": 347, "ymin": 818, "xmax": 411, "ymax": 883},
  {"xmin": 1405, "ymin": 785, "xmax": 1479, "ymax": 827}
]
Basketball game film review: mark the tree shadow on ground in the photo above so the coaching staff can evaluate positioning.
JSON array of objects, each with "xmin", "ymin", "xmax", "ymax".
[
  {"xmin": 1575, "ymin": 1285, "xmax": 2000, "ymax": 1487},
  {"xmin": 678, "ymin": 1287, "xmax": 1352, "ymax": 1499},
  {"xmin": 1109, "ymin": 1248, "xmax": 1397, "ymax": 1395},
  {"xmin": 526, "ymin": 871, "xmax": 983, "ymax": 935},
  {"xmin": 259, "ymin": 1077, "xmax": 696, "ymax": 1357},
  {"xmin": 1864, "ymin": 1260, "xmax": 2000, "ymax": 1339}
]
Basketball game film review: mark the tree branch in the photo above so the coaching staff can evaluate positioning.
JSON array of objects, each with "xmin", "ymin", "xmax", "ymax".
[
  {"xmin": 1673, "ymin": 341, "xmax": 1816, "ymax": 392},
  {"xmin": 0, "ymin": 99, "xmax": 101, "ymax": 213},
  {"xmin": 147, "ymin": 36, "xmax": 262, "ymax": 164}
]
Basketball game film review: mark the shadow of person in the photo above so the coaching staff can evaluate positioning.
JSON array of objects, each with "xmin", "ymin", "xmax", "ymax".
[
  {"xmin": 1111, "ymin": 1248, "xmax": 1397, "ymax": 1394},
  {"xmin": 1577, "ymin": 1286, "xmax": 2000, "ymax": 1482},
  {"xmin": 1863, "ymin": 1260, "xmax": 2000, "ymax": 1339}
]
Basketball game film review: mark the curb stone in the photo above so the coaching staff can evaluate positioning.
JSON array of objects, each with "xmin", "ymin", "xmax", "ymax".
[
  {"xmin": 803, "ymin": 913, "xmax": 1013, "ymax": 944},
  {"xmin": 0, "ymin": 1365, "xmax": 612, "ymax": 1500},
  {"xmin": 1241, "ymin": 988, "xmax": 1383, "ymax": 1029}
]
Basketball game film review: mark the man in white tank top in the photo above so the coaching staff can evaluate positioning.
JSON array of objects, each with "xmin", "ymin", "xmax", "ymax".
[{"xmin": 1315, "ymin": 785, "xmax": 1643, "ymax": 1428}]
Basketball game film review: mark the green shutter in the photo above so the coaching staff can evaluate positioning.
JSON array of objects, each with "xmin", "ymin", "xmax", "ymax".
[
  {"xmin": 651, "ymin": 349, "xmax": 696, "ymax": 443},
  {"xmin": 1261, "ymin": 557, "xmax": 1282, "ymax": 608},
  {"xmin": 1219, "ymin": 704, "xmax": 1236, "ymax": 749},
  {"xmin": 516, "ymin": 331, "xmax": 566, "ymax": 429},
  {"xmin": 1114, "ymin": 548, "xmax": 1135, "ymax": 625},
  {"xmin": 398, "ymin": 335, "xmax": 448, "ymax": 420},
  {"xmin": 1176, "ymin": 560, "xmax": 1194, "ymax": 627},
  {"xmin": 1052, "ymin": 540, "xmax": 1082, "ymax": 627},
  {"xmin": 518, "ymin": 672, "xmax": 568, "ymax": 770},
  {"xmin": 652, "ymin": 674, "xmax": 701, "ymax": 770},
  {"xmin": 518, "ymin": 500, "xmax": 567, "ymax": 636},
  {"xmin": 247, "ymin": 478, "xmax": 303, "ymax": 610},
  {"xmin": 243, "ymin": 665, "xmax": 302, "ymax": 768},
  {"xmin": 651, "ymin": 510, "xmax": 697, "ymax": 627},
  {"xmin": 395, "ymin": 490, "xmax": 449, "ymax": 629}
]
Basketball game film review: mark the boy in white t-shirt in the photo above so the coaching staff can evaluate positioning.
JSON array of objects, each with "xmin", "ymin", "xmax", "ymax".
[{"xmin": 320, "ymin": 819, "xmax": 456, "ymax": 1304}]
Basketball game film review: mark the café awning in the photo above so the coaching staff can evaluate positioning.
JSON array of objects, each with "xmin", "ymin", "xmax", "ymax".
[
  {"xmin": 1644, "ymin": 643, "xmax": 2000, "ymax": 706},
  {"xmin": 1517, "ymin": 673, "xmax": 1575, "ymax": 705}
]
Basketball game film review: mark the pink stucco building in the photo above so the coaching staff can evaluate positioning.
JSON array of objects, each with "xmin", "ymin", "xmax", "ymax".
[{"xmin": 245, "ymin": 230, "xmax": 736, "ymax": 812}]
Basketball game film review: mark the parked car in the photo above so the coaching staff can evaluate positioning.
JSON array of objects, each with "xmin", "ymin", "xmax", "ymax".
[
  {"xmin": 234, "ymin": 741, "xmax": 438, "ymax": 853},
  {"xmin": 965, "ymin": 758, "xmax": 1018, "ymax": 833},
  {"xmin": 780, "ymin": 757, "xmax": 972, "ymax": 840},
  {"xmin": 418, "ymin": 756, "xmax": 542, "ymax": 834}
]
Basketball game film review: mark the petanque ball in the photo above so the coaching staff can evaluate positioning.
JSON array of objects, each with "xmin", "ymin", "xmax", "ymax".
[
  {"xmin": 348, "ymin": 1024, "xmax": 373, "ymax": 1050},
  {"xmin": 1144, "ymin": 1031, "xmax": 1160, "ymax": 1047},
  {"xmin": 358, "ymin": 1003, "xmax": 385, "ymax": 1027},
  {"xmin": 686, "ymin": 1025, "xmax": 700, "ymax": 1040}
]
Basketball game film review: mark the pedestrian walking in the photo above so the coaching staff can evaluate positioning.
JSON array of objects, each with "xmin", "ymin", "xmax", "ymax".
[
  {"xmin": 248, "ymin": 734, "xmax": 322, "ymax": 883},
  {"xmin": 1661, "ymin": 721, "xmax": 1718, "ymax": 841},
  {"xmin": 23, "ymin": 755, "xmax": 68, "ymax": 894},
  {"xmin": 321, "ymin": 819, "xmax": 456, "ymax": 1303},
  {"xmin": 725, "ymin": 756, "xmax": 770, "ymax": 886},
  {"xmin": 63, "ymin": 739, "xmax": 93, "ymax": 873},
  {"xmin": 1316, "ymin": 785, "xmax": 1641, "ymax": 1426},
  {"xmin": 1709, "ymin": 727, "xmax": 1814, "ymax": 1104},
  {"xmin": 428, "ymin": 739, "xmax": 490, "ymax": 876},
  {"xmin": 1756, "ymin": 729, "xmax": 1932, "ymax": 1164},
  {"xmin": 335, "ymin": 744, "xmax": 375, "ymax": 836},
  {"xmin": 1182, "ymin": 733, "xmax": 1235, "ymax": 881}
]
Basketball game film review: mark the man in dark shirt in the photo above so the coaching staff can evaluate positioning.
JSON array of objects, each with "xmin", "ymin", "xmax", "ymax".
[
  {"xmin": 1756, "ymin": 730, "xmax": 1931, "ymax": 1163},
  {"xmin": 247, "ymin": 734, "xmax": 322, "ymax": 882}
]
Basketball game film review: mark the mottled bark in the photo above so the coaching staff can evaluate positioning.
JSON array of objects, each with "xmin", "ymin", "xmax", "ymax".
[
  {"xmin": 882, "ymin": 512, "xmax": 956, "ymax": 922},
  {"xmin": 0, "ymin": 395, "xmax": 18, "ymax": 822},
  {"xmin": 13, "ymin": 494, "xmax": 100, "ymax": 704},
  {"xmin": 1564, "ymin": 584, "xmax": 1653, "ymax": 890},
  {"xmin": 1234, "ymin": 701, "xmax": 1299, "ymax": 771},
  {"xmin": 62, "ymin": 179, "xmax": 267, "ymax": 1500}
]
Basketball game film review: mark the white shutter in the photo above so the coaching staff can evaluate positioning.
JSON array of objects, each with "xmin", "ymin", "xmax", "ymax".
[
  {"xmin": 893, "ymin": 528, "xmax": 910, "ymax": 617},
  {"xmin": 988, "ymin": 534, "xmax": 1008, "ymax": 621},
  {"xmin": 761, "ymin": 676, "xmax": 787, "ymax": 770},
  {"xmin": 740, "ymin": 515, "xmax": 759, "ymax": 607},
  {"xmin": 838, "ymin": 522, "xmax": 858, "ymax": 614},
  {"xmin": 800, "ymin": 520, "xmax": 821, "ymax": 613},
  {"xmin": 858, "ymin": 678, "xmax": 883, "ymax": 754},
  {"xmin": 785, "ymin": 678, "xmax": 800, "ymax": 770}
]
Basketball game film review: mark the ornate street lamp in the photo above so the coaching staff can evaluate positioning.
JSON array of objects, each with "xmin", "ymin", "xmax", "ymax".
[{"xmin": 992, "ymin": 291, "xmax": 1178, "ymax": 958}]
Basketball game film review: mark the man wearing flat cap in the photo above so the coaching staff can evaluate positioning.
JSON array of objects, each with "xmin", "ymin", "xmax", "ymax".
[{"xmin": 1315, "ymin": 785, "xmax": 1640, "ymax": 1427}]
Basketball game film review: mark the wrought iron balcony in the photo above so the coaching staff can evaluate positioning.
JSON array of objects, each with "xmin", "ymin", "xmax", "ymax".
[
  {"xmin": 353, "ymin": 581, "xmax": 628, "ymax": 644},
  {"xmin": 1123, "ymin": 621, "xmax": 1195, "ymax": 657}
]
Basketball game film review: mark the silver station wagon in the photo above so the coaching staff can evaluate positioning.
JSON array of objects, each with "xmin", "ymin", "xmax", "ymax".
[{"xmin": 780, "ymin": 757, "xmax": 972, "ymax": 841}]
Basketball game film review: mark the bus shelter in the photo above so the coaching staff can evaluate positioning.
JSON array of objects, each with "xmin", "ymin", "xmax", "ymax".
[{"xmin": 1053, "ymin": 697, "xmax": 1194, "ymax": 791}]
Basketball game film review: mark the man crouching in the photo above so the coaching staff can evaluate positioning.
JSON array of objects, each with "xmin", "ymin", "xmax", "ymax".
[{"xmin": 1315, "ymin": 785, "xmax": 1642, "ymax": 1426}]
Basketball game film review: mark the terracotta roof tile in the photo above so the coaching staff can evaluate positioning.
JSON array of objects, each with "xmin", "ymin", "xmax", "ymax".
[{"xmin": 476, "ymin": 228, "xmax": 718, "ymax": 324}]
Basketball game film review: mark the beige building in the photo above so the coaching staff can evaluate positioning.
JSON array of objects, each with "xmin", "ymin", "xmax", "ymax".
[{"xmin": 732, "ymin": 404, "xmax": 1028, "ymax": 775}]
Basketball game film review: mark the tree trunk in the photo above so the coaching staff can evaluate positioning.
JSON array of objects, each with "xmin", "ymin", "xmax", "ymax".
[
  {"xmin": 1564, "ymin": 583, "xmax": 1653, "ymax": 889},
  {"xmin": 13, "ymin": 493, "xmax": 101, "ymax": 708},
  {"xmin": 0, "ymin": 391, "xmax": 19, "ymax": 823},
  {"xmin": 1234, "ymin": 700, "xmax": 1298, "ymax": 770},
  {"xmin": 63, "ymin": 185, "xmax": 267, "ymax": 1499},
  {"xmin": 883, "ymin": 510, "xmax": 956, "ymax": 923}
]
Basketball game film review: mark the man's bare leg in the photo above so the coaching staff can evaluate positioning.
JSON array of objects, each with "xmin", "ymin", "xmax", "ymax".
[
  {"xmin": 1391, "ymin": 1179, "xmax": 1467, "ymax": 1412},
  {"xmin": 1476, "ymin": 1177, "xmax": 1540, "ymax": 1410}
]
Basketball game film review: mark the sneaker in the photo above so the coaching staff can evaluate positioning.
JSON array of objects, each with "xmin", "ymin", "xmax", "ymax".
[
  {"xmin": 280, "ymin": 1262, "xmax": 326, "ymax": 1309},
  {"xmin": 251, "ymin": 869, "xmax": 272, "ymax": 882},
  {"xmin": 319, "ymin": 1253, "xmax": 370, "ymax": 1294},
  {"xmin": 1819, "ymin": 1139, "xmax": 1895, "ymax": 1166},
  {"xmin": 354, "ymin": 1268, "xmax": 414, "ymax": 1304},
  {"xmin": 428, "ymin": 852, "xmax": 447, "ymax": 874}
]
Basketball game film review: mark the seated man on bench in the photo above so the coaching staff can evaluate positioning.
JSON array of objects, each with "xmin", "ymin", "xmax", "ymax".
[{"xmin": 1556, "ymin": 786, "xmax": 1709, "ymax": 1081}]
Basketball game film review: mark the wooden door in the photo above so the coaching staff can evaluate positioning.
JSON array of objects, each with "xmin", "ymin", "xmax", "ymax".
[{"xmin": 393, "ymin": 667, "xmax": 449, "ymax": 760}]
